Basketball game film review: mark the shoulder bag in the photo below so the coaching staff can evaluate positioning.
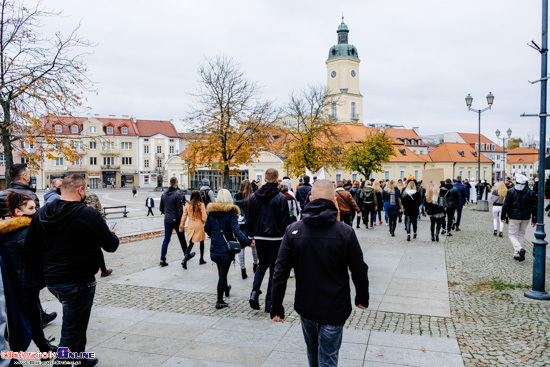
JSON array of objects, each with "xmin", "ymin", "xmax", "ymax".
[{"xmin": 214, "ymin": 218, "xmax": 241, "ymax": 254}]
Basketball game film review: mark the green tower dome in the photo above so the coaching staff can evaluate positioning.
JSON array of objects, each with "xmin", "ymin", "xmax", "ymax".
[{"xmin": 327, "ymin": 17, "xmax": 359, "ymax": 61}]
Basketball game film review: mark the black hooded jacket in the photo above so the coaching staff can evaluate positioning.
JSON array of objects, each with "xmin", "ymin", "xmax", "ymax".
[
  {"xmin": 248, "ymin": 182, "xmax": 291, "ymax": 240},
  {"xmin": 501, "ymin": 184, "xmax": 537, "ymax": 221},
  {"xmin": 159, "ymin": 186, "xmax": 186, "ymax": 224},
  {"xmin": 23, "ymin": 199, "xmax": 119, "ymax": 285},
  {"xmin": 270, "ymin": 199, "xmax": 370, "ymax": 324}
]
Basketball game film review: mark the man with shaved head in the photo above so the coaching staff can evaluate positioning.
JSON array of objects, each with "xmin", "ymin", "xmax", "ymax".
[{"xmin": 270, "ymin": 179, "xmax": 369, "ymax": 367}]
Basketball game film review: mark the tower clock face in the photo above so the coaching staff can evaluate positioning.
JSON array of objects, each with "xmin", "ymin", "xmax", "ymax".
[
  {"xmin": 331, "ymin": 70, "xmax": 337, "ymax": 78},
  {"xmin": 351, "ymin": 70, "xmax": 356, "ymax": 77}
]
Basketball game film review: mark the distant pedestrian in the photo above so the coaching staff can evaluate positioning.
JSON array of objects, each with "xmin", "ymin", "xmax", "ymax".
[
  {"xmin": 501, "ymin": 174, "xmax": 537, "ymax": 262},
  {"xmin": 490, "ymin": 182, "xmax": 508, "ymax": 237},
  {"xmin": 271, "ymin": 179, "xmax": 369, "ymax": 367},
  {"xmin": 179, "ymin": 191, "xmax": 207, "ymax": 269},
  {"xmin": 334, "ymin": 180, "xmax": 360, "ymax": 227},
  {"xmin": 44, "ymin": 178, "xmax": 62, "ymax": 205},
  {"xmin": 453, "ymin": 176, "xmax": 468, "ymax": 231},
  {"xmin": 204, "ymin": 189, "xmax": 251, "ymax": 309},
  {"xmin": 145, "ymin": 195, "xmax": 155, "ymax": 216},
  {"xmin": 296, "ymin": 175, "xmax": 312, "ymax": 212},
  {"xmin": 424, "ymin": 181, "xmax": 445, "ymax": 242},
  {"xmin": 132, "ymin": 186, "xmax": 137, "ymax": 198},
  {"xmin": 349, "ymin": 181, "xmax": 362, "ymax": 228},
  {"xmin": 199, "ymin": 178, "xmax": 216, "ymax": 206},
  {"xmin": 233, "ymin": 180, "xmax": 258, "ymax": 279},
  {"xmin": 159, "ymin": 177, "xmax": 189, "ymax": 267},
  {"xmin": 440, "ymin": 179, "xmax": 461, "ymax": 236},
  {"xmin": 401, "ymin": 181, "xmax": 421, "ymax": 241},
  {"xmin": 359, "ymin": 181, "xmax": 377, "ymax": 229},
  {"xmin": 383, "ymin": 180, "xmax": 401, "ymax": 237}
]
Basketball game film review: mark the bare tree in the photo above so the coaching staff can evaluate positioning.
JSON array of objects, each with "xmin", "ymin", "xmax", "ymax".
[
  {"xmin": 187, "ymin": 56, "xmax": 275, "ymax": 189},
  {"xmin": 0, "ymin": 0, "xmax": 93, "ymax": 184}
]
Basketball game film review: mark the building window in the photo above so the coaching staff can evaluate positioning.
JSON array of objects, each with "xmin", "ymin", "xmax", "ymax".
[
  {"xmin": 52, "ymin": 157, "xmax": 63, "ymax": 166},
  {"xmin": 385, "ymin": 170, "xmax": 390, "ymax": 180},
  {"xmin": 351, "ymin": 102, "xmax": 356, "ymax": 118},
  {"xmin": 414, "ymin": 169, "xmax": 419, "ymax": 179},
  {"xmin": 102, "ymin": 142, "xmax": 114, "ymax": 152},
  {"xmin": 55, "ymin": 125, "xmax": 62, "ymax": 133},
  {"xmin": 0, "ymin": 153, "xmax": 5, "ymax": 164},
  {"xmin": 121, "ymin": 142, "xmax": 132, "ymax": 150},
  {"xmin": 89, "ymin": 141, "xmax": 96, "ymax": 150},
  {"xmin": 71, "ymin": 125, "xmax": 78, "ymax": 133},
  {"xmin": 352, "ymin": 173, "xmax": 358, "ymax": 181},
  {"xmin": 121, "ymin": 127, "xmax": 128, "ymax": 134},
  {"xmin": 103, "ymin": 157, "xmax": 114, "ymax": 165},
  {"xmin": 332, "ymin": 103, "xmax": 337, "ymax": 119},
  {"xmin": 107, "ymin": 126, "xmax": 113, "ymax": 134},
  {"xmin": 144, "ymin": 138, "xmax": 149, "ymax": 142},
  {"xmin": 157, "ymin": 159, "xmax": 162, "ymax": 168},
  {"xmin": 512, "ymin": 165, "xmax": 516, "ymax": 169},
  {"xmin": 530, "ymin": 165, "xmax": 533, "ymax": 170},
  {"xmin": 144, "ymin": 145, "xmax": 149, "ymax": 154},
  {"xmin": 144, "ymin": 159, "xmax": 149, "ymax": 168},
  {"xmin": 400, "ymin": 169, "xmax": 405, "ymax": 179},
  {"xmin": 169, "ymin": 139, "xmax": 174, "ymax": 142},
  {"xmin": 496, "ymin": 163, "xmax": 500, "ymax": 169},
  {"xmin": 483, "ymin": 170, "xmax": 487, "ymax": 180},
  {"xmin": 73, "ymin": 141, "xmax": 83, "ymax": 150},
  {"xmin": 89, "ymin": 126, "xmax": 97, "ymax": 133},
  {"xmin": 157, "ymin": 146, "xmax": 162, "ymax": 154},
  {"xmin": 169, "ymin": 146, "xmax": 174, "ymax": 154},
  {"xmin": 468, "ymin": 170, "xmax": 471, "ymax": 179},
  {"xmin": 122, "ymin": 157, "xmax": 132, "ymax": 165},
  {"xmin": 71, "ymin": 158, "xmax": 82, "ymax": 166},
  {"xmin": 459, "ymin": 170, "xmax": 463, "ymax": 178},
  {"xmin": 90, "ymin": 157, "xmax": 97, "ymax": 165},
  {"xmin": 22, "ymin": 142, "xmax": 33, "ymax": 150}
]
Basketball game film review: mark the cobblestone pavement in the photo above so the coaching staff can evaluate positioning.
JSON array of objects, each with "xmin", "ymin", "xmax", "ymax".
[{"xmin": 36, "ymin": 190, "xmax": 550, "ymax": 366}]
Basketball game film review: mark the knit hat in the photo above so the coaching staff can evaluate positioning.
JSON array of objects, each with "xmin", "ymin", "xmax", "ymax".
[
  {"xmin": 202, "ymin": 178, "xmax": 210, "ymax": 186},
  {"xmin": 515, "ymin": 174, "xmax": 528, "ymax": 184}
]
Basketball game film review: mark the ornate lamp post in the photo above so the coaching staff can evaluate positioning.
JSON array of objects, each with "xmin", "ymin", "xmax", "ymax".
[
  {"xmin": 495, "ymin": 128, "xmax": 512, "ymax": 181},
  {"xmin": 465, "ymin": 92, "xmax": 494, "ymax": 211}
]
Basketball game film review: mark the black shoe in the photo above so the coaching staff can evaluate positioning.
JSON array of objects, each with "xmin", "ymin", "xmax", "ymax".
[
  {"xmin": 447, "ymin": 232, "xmax": 453, "ymax": 236},
  {"xmin": 356, "ymin": 225, "xmax": 360, "ymax": 229},
  {"xmin": 181, "ymin": 260, "xmax": 187, "ymax": 269},
  {"xmin": 391, "ymin": 233, "xmax": 395, "ymax": 237},
  {"xmin": 216, "ymin": 300, "xmax": 228, "ymax": 309},
  {"xmin": 518, "ymin": 248, "xmax": 526, "ymax": 262},
  {"xmin": 441, "ymin": 229, "xmax": 446, "ymax": 235},
  {"xmin": 80, "ymin": 358, "xmax": 99, "ymax": 367},
  {"xmin": 452, "ymin": 223, "xmax": 456, "ymax": 230},
  {"xmin": 431, "ymin": 236, "xmax": 435, "ymax": 241},
  {"xmin": 494, "ymin": 230, "xmax": 497, "ymax": 236},
  {"xmin": 265, "ymin": 300, "xmax": 272, "ymax": 313},
  {"xmin": 241, "ymin": 268, "xmax": 248, "ymax": 279},
  {"xmin": 407, "ymin": 235, "xmax": 410, "ymax": 241},
  {"xmin": 413, "ymin": 233, "xmax": 417, "ymax": 239},
  {"xmin": 160, "ymin": 260, "xmax": 168, "ymax": 267},
  {"xmin": 42, "ymin": 312, "xmax": 57, "ymax": 328},
  {"xmin": 249, "ymin": 290, "xmax": 261, "ymax": 310},
  {"xmin": 514, "ymin": 256, "xmax": 520, "ymax": 261},
  {"xmin": 225, "ymin": 284, "xmax": 231, "ymax": 297},
  {"xmin": 499, "ymin": 232, "xmax": 503, "ymax": 238},
  {"xmin": 253, "ymin": 264, "xmax": 258, "ymax": 273},
  {"xmin": 200, "ymin": 259, "xmax": 207, "ymax": 265}
]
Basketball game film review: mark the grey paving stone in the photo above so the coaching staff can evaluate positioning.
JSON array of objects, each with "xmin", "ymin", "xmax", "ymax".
[
  {"xmin": 97, "ymin": 332, "xmax": 184, "ymax": 355},
  {"xmin": 210, "ymin": 317, "xmax": 291, "ymax": 337},
  {"xmin": 175, "ymin": 341, "xmax": 271, "ymax": 366},
  {"xmin": 147, "ymin": 311, "xmax": 220, "ymax": 328},
  {"xmin": 123, "ymin": 320, "xmax": 207, "ymax": 341},
  {"xmin": 194, "ymin": 328, "xmax": 281, "ymax": 350},
  {"xmin": 368, "ymin": 331, "xmax": 460, "ymax": 354},
  {"xmin": 90, "ymin": 346, "xmax": 171, "ymax": 367},
  {"xmin": 261, "ymin": 350, "xmax": 309, "ymax": 366},
  {"xmin": 365, "ymin": 345, "xmax": 464, "ymax": 367},
  {"xmin": 87, "ymin": 315, "xmax": 142, "ymax": 333},
  {"xmin": 160, "ymin": 357, "xmax": 243, "ymax": 367}
]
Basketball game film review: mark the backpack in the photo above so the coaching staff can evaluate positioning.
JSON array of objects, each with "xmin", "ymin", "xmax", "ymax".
[
  {"xmin": 364, "ymin": 189, "xmax": 374, "ymax": 204},
  {"xmin": 438, "ymin": 190, "xmax": 449, "ymax": 209},
  {"xmin": 200, "ymin": 189, "xmax": 211, "ymax": 206},
  {"xmin": 288, "ymin": 199, "xmax": 298, "ymax": 222},
  {"xmin": 390, "ymin": 192, "xmax": 397, "ymax": 206}
]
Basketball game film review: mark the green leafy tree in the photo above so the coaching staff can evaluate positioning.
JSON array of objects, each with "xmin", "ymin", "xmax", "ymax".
[
  {"xmin": 344, "ymin": 131, "xmax": 395, "ymax": 179},
  {"xmin": 507, "ymin": 138, "xmax": 522, "ymax": 150}
]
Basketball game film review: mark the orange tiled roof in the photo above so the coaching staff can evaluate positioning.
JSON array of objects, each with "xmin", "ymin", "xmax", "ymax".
[
  {"xmin": 391, "ymin": 145, "xmax": 432, "ymax": 163},
  {"xmin": 429, "ymin": 142, "xmax": 492, "ymax": 163},
  {"xmin": 506, "ymin": 147, "xmax": 539, "ymax": 155},
  {"xmin": 508, "ymin": 155, "xmax": 538, "ymax": 164},
  {"xmin": 457, "ymin": 132, "xmax": 504, "ymax": 152},
  {"xmin": 43, "ymin": 116, "xmax": 140, "ymax": 136},
  {"xmin": 136, "ymin": 120, "xmax": 179, "ymax": 138},
  {"xmin": 384, "ymin": 128, "xmax": 426, "ymax": 146}
]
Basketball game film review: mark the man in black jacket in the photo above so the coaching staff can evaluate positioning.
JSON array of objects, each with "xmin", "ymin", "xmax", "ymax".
[
  {"xmin": 248, "ymin": 168, "xmax": 291, "ymax": 312},
  {"xmin": 271, "ymin": 179, "xmax": 369, "ymax": 367},
  {"xmin": 295, "ymin": 175, "xmax": 312, "ymax": 212},
  {"xmin": 440, "ymin": 179, "xmax": 461, "ymax": 236},
  {"xmin": 159, "ymin": 177, "xmax": 190, "ymax": 267},
  {"xmin": 501, "ymin": 174, "xmax": 537, "ymax": 261},
  {"xmin": 24, "ymin": 173, "xmax": 119, "ymax": 367},
  {"xmin": 0, "ymin": 164, "xmax": 40, "ymax": 218}
]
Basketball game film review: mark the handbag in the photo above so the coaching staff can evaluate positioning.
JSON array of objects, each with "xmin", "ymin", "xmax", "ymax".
[{"xmin": 214, "ymin": 218, "xmax": 241, "ymax": 254}]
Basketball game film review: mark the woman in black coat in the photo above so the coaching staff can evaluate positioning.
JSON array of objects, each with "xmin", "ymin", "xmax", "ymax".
[
  {"xmin": 205, "ymin": 189, "xmax": 251, "ymax": 309},
  {"xmin": 401, "ymin": 181, "xmax": 422, "ymax": 241},
  {"xmin": 424, "ymin": 182, "xmax": 446, "ymax": 242}
]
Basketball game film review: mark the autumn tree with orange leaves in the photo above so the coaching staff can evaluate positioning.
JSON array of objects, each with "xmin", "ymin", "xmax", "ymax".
[
  {"xmin": 186, "ymin": 56, "xmax": 275, "ymax": 189},
  {"xmin": 0, "ymin": 0, "xmax": 93, "ymax": 184}
]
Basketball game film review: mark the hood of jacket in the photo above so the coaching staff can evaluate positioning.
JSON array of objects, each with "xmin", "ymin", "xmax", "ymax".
[
  {"xmin": 443, "ymin": 183, "xmax": 454, "ymax": 190},
  {"xmin": 44, "ymin": 189, "xmax": 60, "ymax": 202},
  {"xmin": 363, "ymin": 186, "xmax": 374, "ymax": 192},
  {"xmin": 253, "ymin": 182, "xmax": 281, "ymax": 203},
  {"xmin": 301, "ymin": 198, "xmax": 338, "ymax": 227},
  {"xmin": 283, "ymin": 192, "xmax": 294, "ymax": 200},
  {"xmin": 206, "ymin": 202, "xmax": 240, "ymax": 216},
  {"xmin": 405, "ymin": 189, "xmax": 417, "ymax": 197},
  {"xmin": 164, "ymin": 186, "xmax": 180, "ymax": 198},
  {"xmin": 0, "ymin": 216, "xmax": 32, "ymax": 234},
  {"xmin": 9, "ymin": 181, "xmax": 36, "ymax": 193},
  {"xmin": 37, "ymin": 199, "xmax": 87, "ymax": 232}
]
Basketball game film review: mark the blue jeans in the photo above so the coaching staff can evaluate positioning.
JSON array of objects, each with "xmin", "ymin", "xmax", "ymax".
[
  {"xmin": 383, "ymin": 201, "xmax": 389, "ymax": 223},
  {"xmin": 47, "ymin": 282, "xmax": 95, "ymax": 355},
  {"xmin": 300, "ymin": 316, "xmax": 344, "ymax": 367},
  {"xmin": 455, "ymin": 205, "xmax": 464, "ymax": 227},
  {"xmin": 160, "ymin": 222, "xmax": 187, "ymax": 261}
]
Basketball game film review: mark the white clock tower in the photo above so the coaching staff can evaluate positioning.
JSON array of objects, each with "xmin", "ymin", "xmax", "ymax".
[{"xmin": 326, "ymin": 17, "xmax": 363, "ymax": 125}]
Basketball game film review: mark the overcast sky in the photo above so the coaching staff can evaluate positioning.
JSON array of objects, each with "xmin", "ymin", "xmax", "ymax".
[{"xmin": 45, "ymin": 0, "xmax": 545, "ymax": 143}]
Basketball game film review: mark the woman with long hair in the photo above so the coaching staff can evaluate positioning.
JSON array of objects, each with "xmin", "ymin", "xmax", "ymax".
[
  {"xmin": 401, "ymin": 181, "xmax": 421, "ymax": 241},
  {"xmin": 233, "ymin": 180, "xmax": 258, "ymax": 279},
  {"xmin": 372, "ymin": 180, "xmax": 384, "ymax": 226},
  {"xmin": 349, "ymin": 180, "xmax": 362, "ymax": 228},
  {"xmin": 396, "ymin": 179, "xmax": 404, "ymax": 223},
  {"xmin": 424, "ymin": 182, "xmax": 445, "ymax": 241},
  {"xmin": 0, "ymin": 192, "xmax": 57, "ymax": 354},
  {"xmin": 205, "ymin": 189, "xmax": 251, "ymax": 309},
  {"xmin": 383, "ymin": 180, "xmax": 401, "ymax": 236},
  {"xmin": 490, "ymin": 182, "xmax": 508, "ymax": 237},
  {"xmin": 179, "ymin": 190, "xmax": 207, "ymax": 268}
]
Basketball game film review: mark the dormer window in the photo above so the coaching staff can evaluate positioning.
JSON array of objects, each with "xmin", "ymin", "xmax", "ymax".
[
  {"xmin": 398, "ymin": 149, "xmax": 406, "ymax": 156},
  {"xmin": 107, "ymin": 126, "xmax": 113, "ymax": 134},
  {"xmin": 55, "ymin": 125, "xmax": 62, "ymax": 133},
  {"xmin": 458, "ymin": 151, "xmax": 464, "ymax": 157},
  {"xmin": 121, "ymin": 127, "xmax": 128, "ymax": 134},
  {"xmin": 71, "ymin": 125, "xmax": 78, "ymax": 133}
]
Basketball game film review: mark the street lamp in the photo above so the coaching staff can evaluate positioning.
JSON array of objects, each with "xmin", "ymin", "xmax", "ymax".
[
  {"xmin": 495, "ymin": 128, "xmax": 512, "ymax": 182},
  {"xmin": 465, "ymin": 92, "xmax": 494, "ymax": 211}
]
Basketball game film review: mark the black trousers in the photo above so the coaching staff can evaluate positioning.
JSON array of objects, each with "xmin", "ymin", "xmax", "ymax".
[
  {"xmin": 430, "ymin": 216, "xmax": 445, "ymax": 237},
  {"xmin": 252, "ymin": 239, "xmax": 281, "ymax": 302},
  {"xmin": 362, "ymin": 203, "xmax": 375, "ymax": 227},
  {"xmin": 147, "ymin": 207, "xmax": 154, "ymax": 216},
  {"xmin": 405, "ymin": 215, "xmax": 418, "ymax": 234},
  {"xmin": 216, "ymin": 261, "xmax": 231, "ymax": 301},
  {"xmin": 446, "ymin": 208, "xmax": 456, "ymax": 232},
  {"xmin": 388, "ymin": 213, "xmax": 398, "ymax": 235},
  {"xmin": 340, "ymin": 212, "xmax": 352, "ymax": 226},
  {"xmin": 23, "ymin": 287, "xmax": 49, "ymax": 351}
]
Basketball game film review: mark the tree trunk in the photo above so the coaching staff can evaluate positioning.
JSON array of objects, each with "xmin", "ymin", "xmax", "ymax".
[
  {"xmin": 0, "ymin": 101, "xmax": 13, "ymax": 186},
  {"xmin": 223, "ymin": 165, "xmax": 230, "ymax": 190}
]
